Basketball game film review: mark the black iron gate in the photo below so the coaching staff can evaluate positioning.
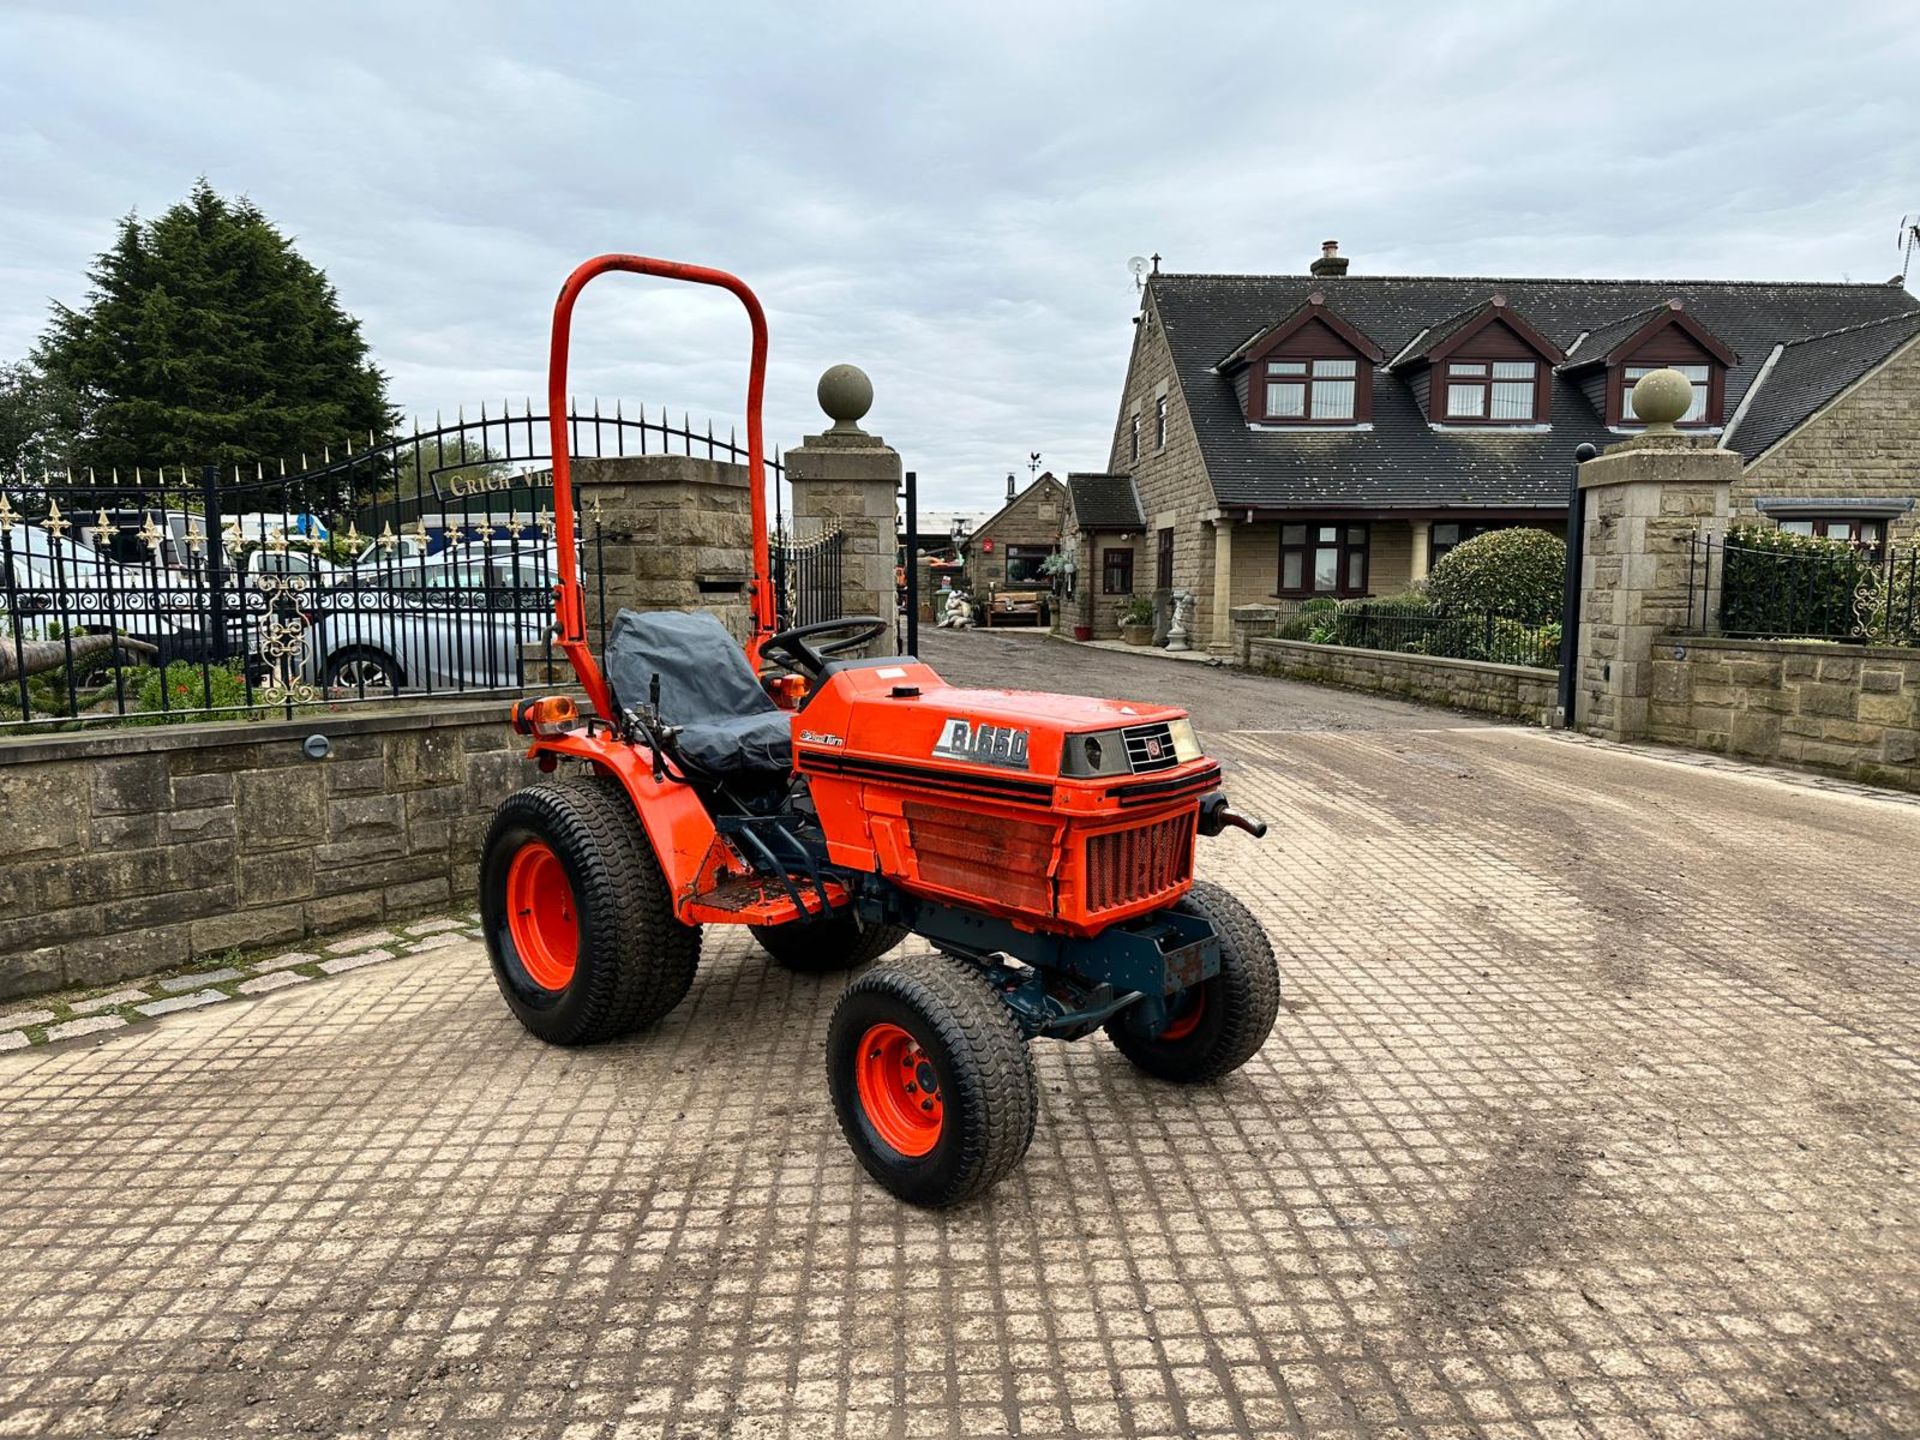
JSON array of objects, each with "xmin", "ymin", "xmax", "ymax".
[{"xmin": 770, "ymin": 525, "xmax": 844, "ymax": 628}]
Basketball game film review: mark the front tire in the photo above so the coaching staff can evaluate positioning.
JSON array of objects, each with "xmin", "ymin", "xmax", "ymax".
[
  {"xmin": 751, "ymin": 910, "xmax": 907, "ymax": 973},
  {"xmin": 480, "ymin": 778, "xmax": 700, "ymax": 1046},
  {"xmin": 827, "ymin": 954, "xmax": 1037, "ymax": 1207},
  {"xmin": 1104, "ymin": 880, "xmax": 1280, "ymax": 1083},
  {"xmin": 326, "ymin": 647, "xmax": 403, "ymax": 694}
]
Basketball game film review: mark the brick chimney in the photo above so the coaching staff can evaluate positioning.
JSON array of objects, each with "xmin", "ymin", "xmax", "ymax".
[{"xmin": 1309, "ymin": 240, "xmax": 1349, "ymax": 278}]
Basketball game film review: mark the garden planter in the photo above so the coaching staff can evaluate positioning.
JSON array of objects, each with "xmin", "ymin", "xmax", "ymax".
[
  {"xmin": 1121, "ymin": 622, "xmax": 1154, "ymax": 646},
  {"xmin": 1072, "ymin": 624, "xmax": 1092, "ymax": 642}
]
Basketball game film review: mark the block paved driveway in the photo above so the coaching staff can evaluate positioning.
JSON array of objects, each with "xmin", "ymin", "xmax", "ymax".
[{"xmin": 2, "ymin": 629, "xmax": 1916, "ymax": 1439}]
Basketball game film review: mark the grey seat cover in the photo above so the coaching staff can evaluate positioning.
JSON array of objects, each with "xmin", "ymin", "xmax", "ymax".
[{"xmin": 603, "ymin": 609, "xmax": 792, "ymax": 774}]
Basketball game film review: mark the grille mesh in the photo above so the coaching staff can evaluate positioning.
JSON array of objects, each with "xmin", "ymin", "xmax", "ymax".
[
  {"xmin": 1122, "ymin": 722, "xmax": 1179, "ymax": 774},
  {"xmin": 1084, "ymin": 813, "xmax": 1194, "ymax": 913}
]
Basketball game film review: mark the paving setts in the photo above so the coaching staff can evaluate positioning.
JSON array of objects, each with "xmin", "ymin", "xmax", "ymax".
[
  {"xmin": 0, "ymin": 916, "xmax": 482, "ymax": 1051},
  {"xmin": 1, "ymin": 701, "xmax": 1916, "ymax": 1437}
]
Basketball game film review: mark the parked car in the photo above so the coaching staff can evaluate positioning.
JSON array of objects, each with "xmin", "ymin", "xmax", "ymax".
[
  {"xmin": 302, "ymin": 546, "xmax": 560, "ymax": 694},
  {"xmin": 2, "ymin": 522, "xmax": 253, "ymax": 665}
]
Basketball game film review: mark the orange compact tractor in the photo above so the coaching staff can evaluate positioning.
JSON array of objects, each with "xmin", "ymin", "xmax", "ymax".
[{"xmin": 482, "ymin": 255, "xmax": 1279, "ymax": 1206}]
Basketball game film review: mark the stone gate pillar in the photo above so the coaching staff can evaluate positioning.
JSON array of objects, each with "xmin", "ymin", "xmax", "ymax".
[
  {"xmin": 785, "ymin": 364, "xmax": 901, "ymax": 631},
  {"xmin": 1576, "ymin": 370, "xmax": 1736, "ymax": 741},
  {"xmin": 573, "ymin": 453, "xmax": 754, "ymax": 647}
]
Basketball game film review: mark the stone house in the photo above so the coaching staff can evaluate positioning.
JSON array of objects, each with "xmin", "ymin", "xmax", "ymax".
[
  {"xmin": 1108, "ymin": 242, "xmax": 1920, "ymax": 651},
  {"xmin": 960, "ymin": 473, "xmax": 1066, "ymax": 593},
  {"xmin": 1059, "ymin": 473, "xmax": 1147, "ymax": 639}
]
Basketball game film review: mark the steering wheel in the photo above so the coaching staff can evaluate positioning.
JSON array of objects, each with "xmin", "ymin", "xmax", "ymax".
[{"xmin": 762, "ymin": 616, "xmax": 892, "ymax": 677}]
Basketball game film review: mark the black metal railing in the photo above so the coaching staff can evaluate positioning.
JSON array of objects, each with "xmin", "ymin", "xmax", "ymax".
[
  {"xmin": 770, "ymin": 524, "xmax": 844, "ymax": 629},
  {"xmin": 1685, "ymin": 532, "xmax": 1920, "ymax": 646},
  {"xmin": 1, "ymin": 404, "xmax": 777, "ymax": 730},
  {"xmin": 1300, "ymin": 600, "xmax": 1562, "ymax": 669}
]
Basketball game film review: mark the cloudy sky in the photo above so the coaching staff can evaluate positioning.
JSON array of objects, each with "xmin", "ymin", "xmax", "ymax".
[{"xmin": 2, "ymin": 1, "xmax": 1916, "ymax": 510}]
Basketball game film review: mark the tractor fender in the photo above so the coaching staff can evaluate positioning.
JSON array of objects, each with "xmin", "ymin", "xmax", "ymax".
[{"xmin": 524, "ymin": 730, "xmax": 720, "ymax": 915}]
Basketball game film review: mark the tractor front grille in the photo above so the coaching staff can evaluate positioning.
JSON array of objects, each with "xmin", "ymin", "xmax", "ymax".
[
  {"xmin": 902, "ymin": 802, "xmax": 1056, "ymax": 914},
  {"xmin": 1122, "ymin": 721, "xmax": 1179, "ymax": 774},
  {"xmin": 1083, "ymin": 813, "xmax": 1193, "ymax": 914}
]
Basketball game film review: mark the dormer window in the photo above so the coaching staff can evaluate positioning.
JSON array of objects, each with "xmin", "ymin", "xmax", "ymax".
[
  {"xmin": 1444, "ymin": 360, "xmax": 1539, "ymax": 421},
  {"xmin": 1386, "ymin": 295, "xmax": 1563, "ymax": 427},
  {"xmin": 1559, "ymin": 300, "xmax": 1735, "ymax": 429},
  {"xmin": 1263, "ymin": 357, "xmax": 1357, "ymax": 421},
  {"xmin": 1216, "ymin": 293, "xmax": 1384, "ymax": 427},
  {"xmin": 1621, "ymin": 362, "xmax": 1711, "ymax": 425}
]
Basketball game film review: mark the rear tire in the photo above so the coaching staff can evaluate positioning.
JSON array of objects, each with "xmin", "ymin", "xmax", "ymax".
[
  {"xmin": 1104, "ymin": 880, "xmax": 1280, "ymax": 1083},
  {"xmin": 480, "ymin": 777, "xmax": 700, "ymax": 1046},
  {"xmin": 827, "ymin": 954, "xmax": 1037, "ymax": 1207},
  {"xmin": 751, "ymin": 910, "xmax": 907, "ymax": 973}
]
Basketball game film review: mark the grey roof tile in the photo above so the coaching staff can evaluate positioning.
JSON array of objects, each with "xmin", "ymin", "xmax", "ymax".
[
  {"xmin": 1066, "ymin": 473, "xmax": 1144, "ymax": 530},
  {"xmin": 1727, "ymin": 311, "xmax": 1920, "ymax": 461}
]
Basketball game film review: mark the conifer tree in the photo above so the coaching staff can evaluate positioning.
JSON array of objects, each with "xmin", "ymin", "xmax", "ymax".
[{"xmin": 32, "ymin": 179, "xmax": 392, "ymax": 472}]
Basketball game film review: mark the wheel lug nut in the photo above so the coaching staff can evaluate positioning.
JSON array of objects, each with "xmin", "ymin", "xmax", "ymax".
[{"xmin": 920, "ymin": 1099, "xmax": 934, "ymax": 1112}]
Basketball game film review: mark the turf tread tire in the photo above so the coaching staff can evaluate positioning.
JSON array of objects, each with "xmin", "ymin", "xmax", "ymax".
[
  {"xmin": 481, "ymin": 777, "xmax": 700, "ymax": 1046},
  {"xmin": 828, "ymin": 953, "xmax": 1037, "ymax": 1207},
  {"xmin": 1104, "ymin": 880, "xmax": 1280, "ymax": 1083},
  {"xmin": 750, "ymin": 913, "xmax": 908, "ymax": 973}
]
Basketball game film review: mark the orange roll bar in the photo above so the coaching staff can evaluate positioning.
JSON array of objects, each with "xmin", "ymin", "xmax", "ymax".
[{"xmin": 545, "ymin": 254, "xmax": 774, "ymax": 719}]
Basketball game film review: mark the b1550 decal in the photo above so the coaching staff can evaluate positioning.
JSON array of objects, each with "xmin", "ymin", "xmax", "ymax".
[{"xmin": 931, "ymin": 718, "xmax": 1030, "ymax": 770}]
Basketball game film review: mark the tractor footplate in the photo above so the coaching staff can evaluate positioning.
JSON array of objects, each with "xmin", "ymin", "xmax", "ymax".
[{"xmin": 682, "ymin": 877, "xmax": 849, "ymax": 926}]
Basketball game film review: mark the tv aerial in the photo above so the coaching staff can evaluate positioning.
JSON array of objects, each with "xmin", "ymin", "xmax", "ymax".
[
  {"xmin": 1900, "ymin": 214, "xmax": 1920, "ymax": 286},
  {"xmin": 1127, "ymin": 255, "xmax": 1151, "ymax": 293}
]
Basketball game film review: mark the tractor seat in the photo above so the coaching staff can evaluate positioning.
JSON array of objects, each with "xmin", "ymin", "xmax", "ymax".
[{"xmin": 603, "ymin": 609, "xmax": 792, "ymax": 776}]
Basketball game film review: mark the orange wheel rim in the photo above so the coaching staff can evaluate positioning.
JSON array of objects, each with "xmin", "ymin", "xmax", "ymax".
[
  {"xmin": 854, "ymin": 1022, "xmax": 944, "ymax": 1158},
  {"xmin": 1158, "ymin": 988, "xmax": 1205, "ymax": 1042},
  {"xmin": 505, "ymin": 840, "xmax": 578, "ymax": 991}
]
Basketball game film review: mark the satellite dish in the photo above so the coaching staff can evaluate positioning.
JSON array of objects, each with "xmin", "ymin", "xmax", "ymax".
[{"xmin": 1127, "ymin": 256, "xmax": 1151, "ymax": 279}]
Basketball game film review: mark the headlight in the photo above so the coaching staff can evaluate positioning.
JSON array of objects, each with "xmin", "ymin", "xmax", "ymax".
[
  {"xmin": 1168, "ymin": 717, "xmax": 1202, "ymax": 763},
  {"xmin": 1061, "ymin": 728, "xmax": 1133, "ymax": 777}
]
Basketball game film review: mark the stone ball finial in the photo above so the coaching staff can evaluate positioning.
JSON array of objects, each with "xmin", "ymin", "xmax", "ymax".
[
  {"xmin": 817, "ymin": 364, "xmax": 873, "ymax": 432},
  {"xmin": 1631, "ymin": 368, "xmax": 1694, "ymax": 433}
]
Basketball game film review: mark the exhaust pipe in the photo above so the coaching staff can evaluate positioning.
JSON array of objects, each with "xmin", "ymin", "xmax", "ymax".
[{"xmin": 1197, "ymin": 791, "xmax": 1268, "ymax": 840}]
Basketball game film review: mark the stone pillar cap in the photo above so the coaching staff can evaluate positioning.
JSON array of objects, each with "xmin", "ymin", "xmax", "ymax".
[
  {"xmin": 1630, "ymin": 368, "xmax": 1694, "ymax": 433},
  {"xmin": 817, "ymin": 364, "xmax": 873, "ymax": 436}
]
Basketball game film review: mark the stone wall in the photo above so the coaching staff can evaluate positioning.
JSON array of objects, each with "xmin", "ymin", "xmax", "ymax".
[
  {"xmin": 1056, "ymin": 522, "xmax": 1145, "ymax": 639},
  {"xmin": 1647, "ymin": 635, "xmax": 1920, "ymax": 790},
  {"xmin": 1738, "ymin": 330, "xmax": 1920, "ymax": 544},
  {"xmin": 1246, "ymin": 637, "xmax": 1555, "ymax": 723},
  {"xmin": 0, "ymin": 703, "xmax": 531, "ymax": 1002},
  {"xmin": 1106, "ymin": 293, "xmax": 1220, "ymax": 641}
]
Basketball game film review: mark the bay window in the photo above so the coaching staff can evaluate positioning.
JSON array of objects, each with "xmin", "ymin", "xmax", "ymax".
[
  {"xmin": 1431, "ymin": 521, "xmax": 1503, "ymax": 567},
  {"xmin": 1278, "ymin": 521, "xmax": 1370, "ymax": 597}
]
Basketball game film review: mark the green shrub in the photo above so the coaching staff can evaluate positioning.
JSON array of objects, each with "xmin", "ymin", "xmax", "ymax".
[
  {"xmin": 1489, "ymin": 617, "xmax": 1560, "ymax": 667},
  {"xmin": 1314, "ymin": 593, "xmax": 1558, "ymax": 669},
  {"xmin": 1426, "ymin": 527, "xmax": 1566, "ymax": 622},
  {"xmin": 126, "ymin": 661, "xmax": 260, "ymax": 725},
  {"xmin": 1719, "ymin": 525, "xmax": 1869, "ymax": 639}
]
